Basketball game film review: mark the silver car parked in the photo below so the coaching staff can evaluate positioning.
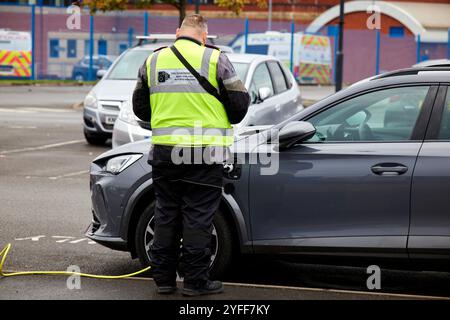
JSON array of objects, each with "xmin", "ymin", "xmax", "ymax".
[
  {"xmin": 112, "ymin": 52, "xmax": 303, "ymax": 148},
  {"xmin": 82, "ymin": 43, "xmax": 170, "ymax": 145},
  {"xmin": 81, "ymin": 41, "xmax": 242, "ymax": 144}
]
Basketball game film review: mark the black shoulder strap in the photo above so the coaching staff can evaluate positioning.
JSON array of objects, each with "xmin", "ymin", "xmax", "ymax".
[{"xmin": 170, "ymin": 45, "xmax": 223, "ymax": 103}]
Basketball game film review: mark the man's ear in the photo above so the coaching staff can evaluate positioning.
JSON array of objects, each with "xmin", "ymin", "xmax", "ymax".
[{"xmin": 175, "ymin": 28, "xmax": 181, "ymax": 38}]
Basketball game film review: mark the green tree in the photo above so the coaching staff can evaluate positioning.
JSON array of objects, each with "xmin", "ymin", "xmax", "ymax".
[{"xmin": 84, "ymin": 0, "xmax": 267, "ymax": 26}]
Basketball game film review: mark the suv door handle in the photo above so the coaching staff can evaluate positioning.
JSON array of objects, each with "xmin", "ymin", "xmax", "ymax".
[{"xmin": 371, "ymin": 163, "xmax": 408, "ymax": 175}]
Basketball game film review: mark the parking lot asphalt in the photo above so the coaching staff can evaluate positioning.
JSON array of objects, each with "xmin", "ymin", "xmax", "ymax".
[
  {"xmin": 1, "ymin": 86, "xmax": 450, "ymax": 300},
  {"xmin": 3, "ymin": 275, "xmax": 445, "ymax": 300},
  {"xmin": 0, "ymin": 84, "xmax": 333, "ymax": 109},
  {"xmin": 0, "ymin": 85, "xmax": 91, "ymax": 109}
]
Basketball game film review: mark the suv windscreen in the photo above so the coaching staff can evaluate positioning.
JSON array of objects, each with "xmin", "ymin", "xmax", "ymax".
[
  {"xmin": 108, "ymin": 49, "xmax": 249, "ymax": 83},
  {"xmin": 231, "ymin": 62, "xmax": 249, "ymax": 82},
  {"xmin": 108, "ymin": 50, "xmax": 153, "ymax": 80}
]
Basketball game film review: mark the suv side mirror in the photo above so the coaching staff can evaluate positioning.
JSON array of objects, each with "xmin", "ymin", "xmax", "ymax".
[
  {"xmin": 277, "ymin": 121, "xmax": 316, "ymax": 150},
  {"xmin": 258, "ymin": 87, "xmax": 271, "ymax": 102},
  {"xmin": 96, "ymin": 69, "xmax": 107, "ymax": 79}
]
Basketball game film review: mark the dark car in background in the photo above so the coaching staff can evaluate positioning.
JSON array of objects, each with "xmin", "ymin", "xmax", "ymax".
[
  {"xmin": 72, "ymin": 55, "xmax": 116, "ymax": 81},
  {"xmin": 86, "ymin": 67, "xmax": 450, "ymax": 278}
]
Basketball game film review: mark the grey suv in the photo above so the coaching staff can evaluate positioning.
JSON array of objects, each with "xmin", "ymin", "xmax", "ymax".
[{"xmin": 86, "ymin": 67, "xmax": 450, "ymax": 277}]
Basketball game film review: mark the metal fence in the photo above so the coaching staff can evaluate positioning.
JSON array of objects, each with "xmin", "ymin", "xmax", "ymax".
[{"xmin": 0, "ymin": 3, "xmax": 449, "ymax": 84}]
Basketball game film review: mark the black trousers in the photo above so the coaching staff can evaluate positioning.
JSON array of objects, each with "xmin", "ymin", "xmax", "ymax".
[{"xmin": 149, "ymin": 154, "xmax": 223, "ymax": 287}]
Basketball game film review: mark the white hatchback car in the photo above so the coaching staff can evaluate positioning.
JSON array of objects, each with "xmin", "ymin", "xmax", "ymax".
[{"xmin": 112, "ymin": 51, "xmax": 303, "ymax": 148}]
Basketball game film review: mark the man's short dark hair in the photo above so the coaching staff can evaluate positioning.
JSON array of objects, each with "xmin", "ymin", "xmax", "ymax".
[{"xmin": 180, "ymin": 14, "xmax": 208, "ymax": 33}]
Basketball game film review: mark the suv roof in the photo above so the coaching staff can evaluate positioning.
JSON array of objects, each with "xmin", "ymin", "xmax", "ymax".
[
  {"xmin": 414, "ymin": 59, "xmax": 450, "ymax": 68},
  {"xmin": 128, "ymin": 42, "xmax": 273, "ymax": 64},
  {"xmin": 374, "ymin": 67, "xmax": 450, "ymax": 80},
  {"xmin": 312, "ymin": 67, "xmax": 450, "ymax": 113}
]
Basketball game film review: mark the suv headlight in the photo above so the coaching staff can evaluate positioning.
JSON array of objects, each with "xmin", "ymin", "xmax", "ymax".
[
  {"xmin": 84, "ymin": 91, "xmax": 98, "ymax": 109},
  {"xmin": 104, "ymin": 154, "xmax": 142, "ymax": 174},
  {"xmin": 119, "ymin": 101, "xmax": 139, "ymax": 126}
]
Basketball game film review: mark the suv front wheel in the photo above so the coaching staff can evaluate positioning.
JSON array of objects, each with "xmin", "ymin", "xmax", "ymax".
[{"xmin": 135, "ymin": 202, "xmax": 235, "ymax": 279}]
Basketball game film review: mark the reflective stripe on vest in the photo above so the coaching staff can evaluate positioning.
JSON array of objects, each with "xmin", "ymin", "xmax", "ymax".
[
  {"xmin": 152, "ymin": 127, "xmax": 234, "ymax": 146},
  {"xmin": 152, "ymin": 127, "xmax": 234, "ymax": 136},
  {"xmin": 146, "ymin": 39, "xmax": 232, "ymax": 147}
]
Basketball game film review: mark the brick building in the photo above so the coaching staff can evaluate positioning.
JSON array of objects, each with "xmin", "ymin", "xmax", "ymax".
[{"xmin": 0, "ymin": 0, "xmax": 449, "ymax": 82}]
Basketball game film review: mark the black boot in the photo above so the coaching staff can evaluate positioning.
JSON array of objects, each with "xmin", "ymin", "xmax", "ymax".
[
  {"xmin": 157, "ymin": 284, "xmax": 178, "ymax": 294},
  {"xmin": 182, "ymin": 280, "xmax": 224, "ymax": 297}
]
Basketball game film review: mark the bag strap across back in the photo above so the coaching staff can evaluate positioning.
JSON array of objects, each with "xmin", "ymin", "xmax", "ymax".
[{"xmin": 169, "ymin": 45, "xmax": 223, "ymax": 103}]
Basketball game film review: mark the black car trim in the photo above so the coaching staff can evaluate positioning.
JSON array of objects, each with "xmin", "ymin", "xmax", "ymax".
[
  {"xmin": 410, "ymin": 85, "xmax": 439, "ymax": 141},
  {"xmin": 424, "ymin": 85, "xmax": 449, "ymax": 140}
]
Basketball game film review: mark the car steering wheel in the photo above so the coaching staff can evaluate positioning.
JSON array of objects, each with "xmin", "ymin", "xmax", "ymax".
[{"xmin": 331, "ymin": 110, "xmax": 373, "ymax": 141}]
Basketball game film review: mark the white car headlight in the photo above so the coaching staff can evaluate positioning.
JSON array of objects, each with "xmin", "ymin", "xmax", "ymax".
[
  {"xmin": 105, "ymin": 154, "xmax": 142, "ymax": 174},
  {"xmin": 119, "ymin": 101, "xmax": 139, "ymax": 126},
  {"xmin": 84, "ymin": 91, "xmax": 98, "ymax": 109}
]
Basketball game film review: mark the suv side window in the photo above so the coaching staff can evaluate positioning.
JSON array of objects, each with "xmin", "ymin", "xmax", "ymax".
[
  {"xmin": 267, "ymin": 61, "xmax": 288, "ymax": 94},
  {"xmin": 306, "ymin": 86, "xmax": 430, "ymax": 143},
  {"xmin": 438, "ymin": 87, "xmax": 450, "ymax": 139},
  {"xmin": 249, "ymin": 63, "xmax": 274, "ymax": 104}
]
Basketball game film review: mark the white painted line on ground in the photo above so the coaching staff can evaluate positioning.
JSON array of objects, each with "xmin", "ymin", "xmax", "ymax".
[
  {"xmin": 0, "ymin": 108, "xmax": 34, "ymax": 113},
  {"xmin": 0, "ymin": 139, "xmax": 84, "ymax": 155},
  {"xmin": 52, "ymin": 236, "xmax": 76, "ymax": 243},
  {"xmin": 22, "ymin": 107, "xmax": 74, "ymax": 113},
  {"xmin": 14, "ymin": 235, "xmax": 46, "ymax": 242},
  {"xmin": 0, "ymin": 107, "xmax": 73, "ymax": 113},
  {"xmin": 13, "ymin": 235, "xmax": 96, "ymax": 245},
  {"xmin": 48, "ymin": 170, "xmax": 89, "ymax": 180},
  {"xmin": 8, "ymin": 125, "xmax": 37, "ymax": 129},
  {"xmin": 69, "ymin": 238, "xmax": 88, "ymax": 244}
]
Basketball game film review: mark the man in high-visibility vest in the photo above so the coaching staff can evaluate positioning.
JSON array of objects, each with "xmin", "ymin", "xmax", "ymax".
[{"xmin": 133, "ymin": 14, "xmax": 250, "ymax": 296}]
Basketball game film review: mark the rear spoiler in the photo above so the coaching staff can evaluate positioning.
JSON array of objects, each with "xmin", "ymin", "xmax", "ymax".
[{"xmin": 136, "ymin": 34, "xmax": 218, "ymax": 46}]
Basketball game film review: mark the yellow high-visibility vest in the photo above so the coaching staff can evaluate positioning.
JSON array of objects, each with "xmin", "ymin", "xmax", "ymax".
[{"xmin": 146, "ymin": 39, "xmax": 233, "ymax": 146}]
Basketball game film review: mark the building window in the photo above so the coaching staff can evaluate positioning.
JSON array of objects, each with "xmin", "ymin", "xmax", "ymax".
[
  {"xmin": 98, "ymin": 40, "xmax": 107, "ymax": 55},
  {"xmin": 84, "ymin": 40, "xmax": 91, "ymax": 56},
  {"xmin": 67, "ymin": 39, "xmax": 77, "ymax": 58},
  {"xmin": 119, "ymin": 43, "xmax": 128, "ymax": 54},
  {"xmin": 49, "ymin": 39, "xmax": 59, "ymax": 58},
  {"xmin": 389, "ymin": 26, "xmax": 405, "ymax": 38}
]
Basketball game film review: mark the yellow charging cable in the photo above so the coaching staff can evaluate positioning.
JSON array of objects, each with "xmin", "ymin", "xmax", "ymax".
[{"xmin": 0, "ymin": 243, "xmax": 151, "ymax": 279}]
